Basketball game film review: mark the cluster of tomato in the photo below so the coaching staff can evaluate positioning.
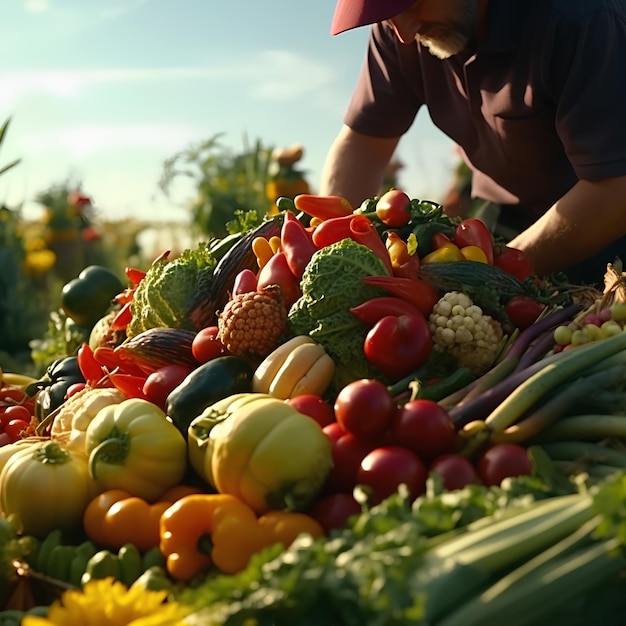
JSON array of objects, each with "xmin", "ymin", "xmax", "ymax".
[
  {"xmin": 286, "ymin": 379, "xmax": 533, "ymax": 533},
  {"xmin": 0, "ymin": 386, "xmax": 36, "ymax": 446}
]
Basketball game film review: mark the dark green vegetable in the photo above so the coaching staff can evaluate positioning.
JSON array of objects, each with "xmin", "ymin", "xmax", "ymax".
[
  {"xmin": 60, "ymin": 265, "xmax": 125, "ymax": 328},
  {"xmin": 30, "ymin": 356, "xmax": 86, "ymax": 420},
  {"xmin": 190, "ymin": 216, "xmax": 283, "ymax": 328},
  {"xmin": 166, "ymin": 356, "xmax": 254, "ymax": 436}
]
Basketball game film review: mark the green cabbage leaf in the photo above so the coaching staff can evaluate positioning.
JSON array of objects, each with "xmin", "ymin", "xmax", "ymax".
[{"xmin": 288, "ymin": 238, "xmax": 390, "ymax": 386}]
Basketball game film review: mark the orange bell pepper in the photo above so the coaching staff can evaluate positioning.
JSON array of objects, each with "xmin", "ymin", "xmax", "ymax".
[
  {"xmin": 385, "ymin": 231, "xmax": 420, "ymax": 279},
  {"xmin": 159, "ymin": 493, "xmax": 325, "ymax": 581},
  {"xmin": 82, "ymin": 484, "xmax": 203, "ymax": 553}
]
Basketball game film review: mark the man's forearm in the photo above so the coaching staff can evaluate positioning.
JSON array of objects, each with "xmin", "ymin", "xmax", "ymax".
[
  {"xmin": 509, "ymin": 176, "xmax": 626, "ymax": 276},
  {"xmin": 320, "ymin": 125, "xmax": 399, "ymax": 208}
]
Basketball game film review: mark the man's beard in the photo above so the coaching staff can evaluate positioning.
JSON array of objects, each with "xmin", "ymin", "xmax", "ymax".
[{"xmin": 417, "ymin": 2, "xmax": 479, "ymax": 59}]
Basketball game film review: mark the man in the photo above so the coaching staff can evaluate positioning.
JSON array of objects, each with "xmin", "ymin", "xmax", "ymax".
[{"xmin": 321, "ymin": 0, "xmax": 626, "ymax": 285}]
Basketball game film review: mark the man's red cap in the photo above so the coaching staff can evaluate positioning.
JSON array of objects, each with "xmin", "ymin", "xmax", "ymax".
[{"xmin": 330, "ymin": 0, "xmax": 416, "ymax": 35}]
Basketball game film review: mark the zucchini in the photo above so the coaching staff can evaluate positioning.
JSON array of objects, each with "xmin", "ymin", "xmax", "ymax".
[{"xmin": 418, "ymin": 261, "xmax": 572, "ymax": 315}]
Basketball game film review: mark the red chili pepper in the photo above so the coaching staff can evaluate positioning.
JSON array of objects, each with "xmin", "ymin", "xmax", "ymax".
[
  {"xmin": 453, "ymin": 218, "xmax": 494, "ymax": 264},
  {"xmin": 294, "ymin": 194, "xmax": 354, "ymax": 221},
  {"xmin": 77, "ymin": 343, "xmax": 105, "ymax": 387},
  {"xmin": 349, "ymin": 215, "xmax": 394, "ymax": 275},
  {"xmin": 349, "ymin": 297, "xmax": 424, "ymax": 326},
  {"xmin": 311, "ymin": 214, "xmax": 354, "ymax": 248},
  {"xmin": 94, "ymin": 346, "xmax": 147, "ymax": 378},
  {"xmin": 110, "ymin": 301, "xmax": 133, "ymax": 330},
  {"xmin": 107, "ymin": 372, "xmax": 148, "ymax": 399},
  {"xmin": 125, "ymin": 266, "xmax": 147, "ymax": 287},
  {"xmin": 361, "ymin": 276, "xmax": 439, "ymax": 317},
  {"xmin": 280, "ymin": 211, "xmax": 318, "ymax": 279}
]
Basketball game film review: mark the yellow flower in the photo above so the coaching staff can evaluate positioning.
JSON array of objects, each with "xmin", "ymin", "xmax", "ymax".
[{"xmin": 22, "ymin": 578, "xmax": 190, "ymax": 626}]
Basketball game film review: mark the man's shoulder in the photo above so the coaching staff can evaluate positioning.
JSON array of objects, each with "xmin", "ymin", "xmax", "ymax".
[{"xmin": 545, "ymin": 0, "xmax": 626, "ymax": 20}]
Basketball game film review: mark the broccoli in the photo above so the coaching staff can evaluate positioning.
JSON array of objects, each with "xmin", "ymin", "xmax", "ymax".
[{"xmin": 288, "ymin": 238, "xmax": 391, "ymax": 386}]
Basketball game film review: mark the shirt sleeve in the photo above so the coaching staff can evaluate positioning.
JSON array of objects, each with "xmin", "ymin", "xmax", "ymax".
[
  {"xmin": 549, "ymin": 8, "xmax": 626, "ymax": 181},
  {"xmin": 343, "ymin": 23, "xmax": 423, "ymax": 138}
]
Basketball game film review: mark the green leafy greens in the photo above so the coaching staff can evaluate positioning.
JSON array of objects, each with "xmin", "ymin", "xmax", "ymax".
[{"xmin": 128, "ymin": 243, "xmax": 217, "ymax": 337}]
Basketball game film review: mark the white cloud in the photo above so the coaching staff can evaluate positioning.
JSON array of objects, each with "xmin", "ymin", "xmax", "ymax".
[
  {"xmin": 23, "ymin": 123, "xmax": 197, "ymax": 156},
  {"xmin": 0, "ymin": 51, "xmax": 334, "ymax": 110},
  {"xmin": 23, "ymin": 0, "xmax": 49, "ymax": 13}
]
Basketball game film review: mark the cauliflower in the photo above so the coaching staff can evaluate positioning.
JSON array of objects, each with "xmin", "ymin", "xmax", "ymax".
[{"xmin": 429, "ymin": 291, "xmax": 504, "ymax": 373}]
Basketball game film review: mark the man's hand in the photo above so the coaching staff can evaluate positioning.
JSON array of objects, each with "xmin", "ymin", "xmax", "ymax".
[{"xmin": 509, "ymin": 175, "xmax": 626, "ymax": 277}]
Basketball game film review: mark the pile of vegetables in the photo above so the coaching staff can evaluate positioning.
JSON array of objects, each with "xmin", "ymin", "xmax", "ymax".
[{"xmin": 1, "ymin": 188, "xmax": 626, "ymax": 625}]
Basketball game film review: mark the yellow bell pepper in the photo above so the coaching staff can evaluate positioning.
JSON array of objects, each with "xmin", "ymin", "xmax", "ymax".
[
  {"xmin": 84, "ymin": 398, "xmax": 187, "ymax": 502},
  {"xmin": 421, "ymin": 242, "xmax": 464, "ymax": 264},
  {"xmin": 0, "ymin": 439, "xmax": 100, "ymax": 538},
  {"xmin": 159, "ymin": 493, "xmax": 324, "ymax": 581},
  {"xmin": 460, "ymin": 245, "xmax": 489, "ymax": 264},
  {"xmin": 210, "ymin": 397, "xmax": 333, "ymax": 514}
]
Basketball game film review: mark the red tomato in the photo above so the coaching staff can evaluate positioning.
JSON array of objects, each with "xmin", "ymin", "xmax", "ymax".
[
  {"xmin": 4, "ymin": 418, "xmax": 30, "ymax": 442},
  {"xmin": 375, "ymin": 189, "xmax": 411, "ymax": 227},
  {"xmin": 0, "ymin": 387, "xmax": 28, "ymax": 404},
  {"xmin": 287, "ymin": 394, "xmax": 335, "ymax": 428},
  {"xmin": 334, "ymin": 379, "xmax": 395, "ymax": 439},
  {"xmin": 493, "ymin": 246, "xmax": 532, "ymax": 281},
  {"xmin": 142, "ymin": 364, "xmax": 193, "ymax": 411},
  {"xmin": 1, "ymin": 405, "xmax": 32, "ymax": 429},
  {"xmin": 477, "ymin": 443, "xmax": 533, "ymax": 486},
  {"xmin": 429, "ymin": 454, "xmax": 482, "ymax": 491},
  {"xmin": 390, "ymin": 400, "xmax": 456, "ymax": 461},
  {"xmin": 308, "ymin": 493, "xmax": 362, "ymax": 534},
  {"xmin": 0, "ymin": 431, "xmax": 10, "ymax": 447},
  {"xmin": 453, "ymin": 218, "xmax": 494, "ymax": 264},
  {"xmin": 192, "ymin": 326, "xmax": 227, "ymax": 363},
  {"xmin": 504, "ymin": 296, "xmax": 546, "ymax": 330},
  {"xmin": 363, "ymin": 313, "xmax": 432, "ymax": 381},
  {"xmin": 322, "ymin": 424, "xmax": 377, "ymax": 494},
  {"xmin": 357, "ymin": 446, "xmax": 427, "ymax": 504}
]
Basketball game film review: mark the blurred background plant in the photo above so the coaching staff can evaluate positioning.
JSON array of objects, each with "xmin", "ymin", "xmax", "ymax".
[
  {"xmin": 159, "ymin": 133, "xmax": 280, "ymax": 238},
  {"xmin": 2, "ymin": 124, "xmax": 316, "ymax": 375}
]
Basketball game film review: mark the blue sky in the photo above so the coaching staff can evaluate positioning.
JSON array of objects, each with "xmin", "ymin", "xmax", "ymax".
[{"xmin": 1, "ymin": 0, "xmax": 455, "ymax": 224}]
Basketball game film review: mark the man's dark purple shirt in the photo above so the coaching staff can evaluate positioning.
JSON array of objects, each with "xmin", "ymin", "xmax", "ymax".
[{"xmin": 345, "ymin": 0, "xmax": 626, "ymax": 223}]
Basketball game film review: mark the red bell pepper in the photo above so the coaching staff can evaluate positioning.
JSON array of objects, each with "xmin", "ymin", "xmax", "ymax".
[
  {"xmin": 232, "ymin": 269, "xmax": 258, "ymax": 295},
  {"xmin": 280, "ymin": 211, "xmax": 318, "ymax": 279},
  {"xmin": 294, "ymin": 194, "xmax": 354, "ymax": 221},
  {"xmin": 453, "ymin": 218, "xmax": 494, "ymax": 264},
  {"xmin": 361, "ymin": 276, "xmax": 440, "ymax": 317},
  {"xmin": 349, "ymin": 297, "xmax": 424, "ymax": 326},
  {"xmin": 256, "ymin": 250, "xmax": 302, "ymax": 309}
]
